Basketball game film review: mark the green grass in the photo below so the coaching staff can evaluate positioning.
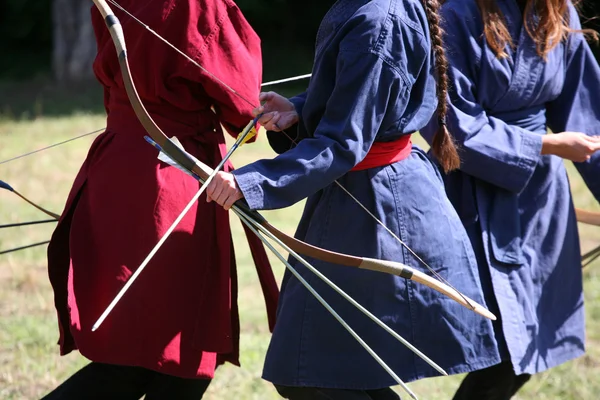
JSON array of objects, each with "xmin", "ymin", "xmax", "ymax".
[{"xmin": 1, "ymin": 107, "xmax": 600, "ymax": 399}]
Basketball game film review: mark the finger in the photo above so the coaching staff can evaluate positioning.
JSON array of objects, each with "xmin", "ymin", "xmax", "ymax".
[
  {"xmin": 266, "ymin": 112, "xmax": 282, "ymax": 131},
  {"xmin": 257, "ymin": 111, "xmax": 275, "ymax": 126},
  {"xmin": 589, "ymin": 143, "xmax": 600, "ymax": 153},
  {"xmin": 208, "ymin": 181, "xmax": 225, "ymax": 205},
  {"xmin": 206, "ymin": 182, "xmax": 217, "ymax": 203},
  {"xmin": 252, "ymin": 106, "xmax": 264, "ymax": 117},
  {"xmin": 586, "ymin": 135, "xmax": 600, "ymax": 143},
  {"xmin": 215, "ymin": 189, "xmax": 233, "ymax": 208},
  {"xmin": 223, "ymin": 193, "xmax": 238, "ymax": 211},
  {"xmin": 259, "ymin": 91, "xmax": 276, "ymax": 103},
  {"xmin": 270, "ymin": 113, "xmax": 282, "ymax": 128},
  {"xmin": 262, "ymin": 112, "xmax": 282, "ymax": 131},
  {"xmin": 583, "ymin": 140, "xmax": 600, "ymax": 152}
]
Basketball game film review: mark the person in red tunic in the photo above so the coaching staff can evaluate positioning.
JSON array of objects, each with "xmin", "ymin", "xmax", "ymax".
[{"xmin": 41, "ymin": 1, "xmax": 278, "ymax": 399}]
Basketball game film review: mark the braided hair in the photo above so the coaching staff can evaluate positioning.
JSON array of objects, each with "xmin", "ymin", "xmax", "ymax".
[{"xmin": 421, "ymin": 0, "xmax": 460, "ymax": 173}]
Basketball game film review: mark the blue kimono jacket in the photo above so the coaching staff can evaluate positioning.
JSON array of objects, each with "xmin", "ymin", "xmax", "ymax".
[
  {"xmin": 233, "ymin": 0, "xmax": 500, "ymax": 389},
  {"xmin": 422, "ymin": 0, "xmax": 600, "ymax": 376}
]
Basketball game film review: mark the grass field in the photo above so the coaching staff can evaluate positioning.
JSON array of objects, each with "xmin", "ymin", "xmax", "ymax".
[{"xmin": 1, "ymin": 86, "xmax": 600, "ymax": 399}]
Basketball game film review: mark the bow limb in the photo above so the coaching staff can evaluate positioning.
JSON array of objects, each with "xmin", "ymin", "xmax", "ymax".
[
  {"xmin": 0, "ymin": 179, "xmax": 60, "ymax": 220},
  {"xmin": 246, "ymin": 209, "xmax": 496, "ymax": 321},
  {"xmin": 0, "ymin": 180, "xmax": 58, "ymax": 256},
  {"xmin": 576, "ymin": 208, "xmax": 600, "ymax": 226},
  {"xmin": 576, "ymin": 208, "xmax": 600, "ymax": 269}
]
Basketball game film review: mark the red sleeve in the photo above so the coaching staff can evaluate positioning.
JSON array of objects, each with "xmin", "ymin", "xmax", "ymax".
[{"xmin": 182, "ymin": 0, "xmax": 263, "ymax": 139}]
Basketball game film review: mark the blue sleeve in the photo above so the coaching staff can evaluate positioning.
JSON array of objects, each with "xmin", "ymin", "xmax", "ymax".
[
  {"xmin": 421, "ymin": 6, "xmax": 542, "ymax": 193},
  {"xmin": 546, "ymin": 4, "xmax": 600, "ymax": 201},
  {"xmin": 266, "ymin": 92, "xmax": 310, "ymax": 154},
  {"xmin": 289, "ymin": 92, "xmax": 308, "ymax": 119},
  {"xmin": 233, "ymin": 51, "xmax": 405, "ymax": 210}
]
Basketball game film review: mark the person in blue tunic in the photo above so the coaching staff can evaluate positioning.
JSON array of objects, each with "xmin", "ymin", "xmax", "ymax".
[
  {"xmin": 421, "ymin": 1, "xmax": 600, "ymax": 399},
  {"xmin": 206, "ymin": 0, "xmax": 501, "ymax": 398}
]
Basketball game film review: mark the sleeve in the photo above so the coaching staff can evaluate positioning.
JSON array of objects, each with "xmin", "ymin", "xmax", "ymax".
[
  {"xmin": 266, "ymin": 92, "xmax": 311, "ymax": 154},
  {"xmin": 546, "ymin": 4, "xmax": 600, "ymax": 201},
  {"xmin": 420, "ymin": 6, "xmax": 542, "ymax": 193},
  {"xmin": 232, "ymin": 50, "xmax": 405, "ymax": 210},
  {"xmin": 184, "ymin": 1, "xmax": 263, "ymax": 139}
]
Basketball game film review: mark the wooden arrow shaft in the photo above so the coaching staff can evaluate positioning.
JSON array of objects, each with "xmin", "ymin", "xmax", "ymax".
[{"xmin": 576, "ymin": 208, "xmax": 600, "ymax": 226}]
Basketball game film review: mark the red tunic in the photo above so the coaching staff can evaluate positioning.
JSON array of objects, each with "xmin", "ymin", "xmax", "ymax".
[{"xmin": 47, "ymin": 0, "xmax": 278, "ymax": 379}]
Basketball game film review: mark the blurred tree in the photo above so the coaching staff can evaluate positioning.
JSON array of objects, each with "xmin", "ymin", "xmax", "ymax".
[
  {"xmin": 49, "ymin": 0, "xmax": 325, "ymax": 82},
  {"xmin": 52, "ymin": 0, "xmax": 96, "ymax": 81},
  {"xmin": 579, "ymin": 0, "xmax": 600, "ymax": 57},
  {"xmin": 0, "ymin": 0, "xmax": 332, "ymax": 81},
  {"xmin": 237, "ymin": 0, "xmax": 336, "ymax": 80},
  {"xmin": 0, "ymin": 0, "xmax": 52, "ymax": 79}
]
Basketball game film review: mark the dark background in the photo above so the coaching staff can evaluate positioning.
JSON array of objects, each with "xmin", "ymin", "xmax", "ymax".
[
  {"xmin": 2, "ymin": 0, "xmax": 597, "ymax": 79},
  {"xmin": 0, "ymin": 0, "xmax": 597, "ymax": 118},
  {"xmin": 0, "ymin": 0, "xmax": 337, "ymax": 80}
]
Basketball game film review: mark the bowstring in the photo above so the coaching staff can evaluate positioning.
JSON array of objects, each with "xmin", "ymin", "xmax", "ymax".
[
  {"xmin": 0, "ymin": 219, "xmax": 57, "ymax": 229},
  {"xmin": 0, "ymin": 240, "xmax": 50, "ymax": 256},
  {"xmin": 0, "ymin": 128, "xmax": 104, "ymax": 165}
]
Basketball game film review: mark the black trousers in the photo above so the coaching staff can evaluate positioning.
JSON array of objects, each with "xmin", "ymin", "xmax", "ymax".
[
  {"xmin": 41, "ymin": 362, "xmax": 211, "ymax": 400},
  {"xmin": 274, "ymin": 385, "xmax": 401, "ymax": 400},
  {"xmin": 452, "ymin": 362, "xmax": 531, "ymax": 400}
]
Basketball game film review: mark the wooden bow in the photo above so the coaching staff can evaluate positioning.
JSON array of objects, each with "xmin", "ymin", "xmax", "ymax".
[
  {"xmin": 91, "ymin": 0, "xmax": 495, "ymax": 320},
  {"xmin": 576, "ymin": 208, "xmax": 600, "ymax": 268},
  {"xmin": 576, "ymin": 208, "xmax": 600, "ymax": 227}
]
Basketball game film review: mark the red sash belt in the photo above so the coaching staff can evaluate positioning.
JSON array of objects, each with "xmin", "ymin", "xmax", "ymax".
[{"xmin": 351, "ymin": 134, "xmax": 412, "ymax": 171}]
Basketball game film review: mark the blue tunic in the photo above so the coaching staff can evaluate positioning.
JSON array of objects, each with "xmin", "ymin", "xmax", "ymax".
[
  {"xmin": 233, "ymin": 0, "xmax": 500, "ymax": 389},
  {"xmin": 421, "ymin": 0, "xmax": 600, "ymax": 376}
]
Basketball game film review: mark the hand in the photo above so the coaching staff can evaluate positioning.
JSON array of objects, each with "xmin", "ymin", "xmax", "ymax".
[
  {"xmin": 542, "ymin": 132, "xmax": 600, "ymax": 162},
  {"xmin": 252, "ymin": 91, "xmax": 298, "ymax": 131},
  {"xmin": 206, "ymin": 171, "xmax": 244, "ymax": 210}
]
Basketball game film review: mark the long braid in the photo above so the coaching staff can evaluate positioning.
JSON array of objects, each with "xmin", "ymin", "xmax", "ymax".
[{"xmin": 421, "ymin": 0, "xmax": 460, "ymax": 173}]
